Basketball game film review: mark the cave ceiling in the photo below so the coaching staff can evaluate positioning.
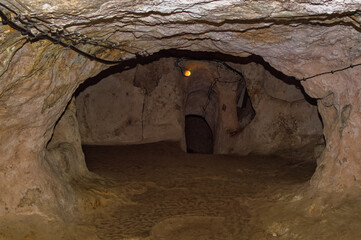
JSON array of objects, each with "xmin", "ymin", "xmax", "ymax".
[{"xmin": 1, "ymin": 0, "xmax": 361, "ymax": 81}]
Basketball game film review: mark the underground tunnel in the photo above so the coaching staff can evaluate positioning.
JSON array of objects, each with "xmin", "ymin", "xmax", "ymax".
[
  {"xmin": 72, "ymin": 50, "xmax": 324, "ymax": 238},
  {"xmin": 1, "ymin": 1, "xmax": 361, "ymax": 239},
  {"xmin": 75, "ymin": 51, "xmax": 323, "ymax": 159}
]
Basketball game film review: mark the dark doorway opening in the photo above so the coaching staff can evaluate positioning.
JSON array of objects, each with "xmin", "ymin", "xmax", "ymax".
[{"xmin": 185, "ymin": 115, "xmax": 214, "ymax": 154}]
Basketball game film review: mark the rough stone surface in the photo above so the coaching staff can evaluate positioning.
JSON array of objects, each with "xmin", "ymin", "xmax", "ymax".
[
  {"xmin": 1, "ymin": 0, "xmax": 361, "ymax": 237},
  {"xmin": 75, "ymin": 58, "xmax": 323, "ymax": 160},
  {"xmin": 0, "ymin": 37, "xmax": 105, "ymax": 221},
  {"xmin": 76, "ymin": 58, "xmax": 184, "ymax": 145},
  {"xmin": 225, "ymin": 62, "xmax": 324, "ymax": 160}
]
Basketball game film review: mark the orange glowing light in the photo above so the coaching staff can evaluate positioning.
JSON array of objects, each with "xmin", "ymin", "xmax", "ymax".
[{"xmin": 184, "ymin": 70, "xmax": 191, "ymax": 77}]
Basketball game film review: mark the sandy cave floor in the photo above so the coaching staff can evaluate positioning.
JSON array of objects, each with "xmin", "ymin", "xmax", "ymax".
[{"xmin": 75, "ymin": 141, "xmax": 350, "ymax": 240}]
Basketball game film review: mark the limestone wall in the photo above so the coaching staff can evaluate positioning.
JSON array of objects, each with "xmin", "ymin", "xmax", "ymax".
[
  {"xmin": 75, "ymin": 57, "xmax": 323, "ymax": 161},
  {"xmin": 1, "ymin": 0, "xmax": 361, "ymax": 236},
  {"xmin": 75, "ymin": 58, "xmax": 185, "ymax": 145}
]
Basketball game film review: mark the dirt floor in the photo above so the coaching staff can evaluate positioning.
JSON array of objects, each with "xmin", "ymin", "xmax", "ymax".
[
  {"xmin": 77, "ymin": 141, "xmax": 328, "ymax": 240},
  {"xmin": 2, "ymin": 142, "xmax": 361, "ymax": 240}
]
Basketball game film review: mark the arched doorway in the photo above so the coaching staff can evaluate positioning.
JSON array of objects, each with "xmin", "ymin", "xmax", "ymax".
[{"xmin": 185, "ymin": 115, "xmax": 213, "ymax": 154}]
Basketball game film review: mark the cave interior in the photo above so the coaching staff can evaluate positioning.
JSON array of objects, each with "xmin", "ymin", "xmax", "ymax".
[
  {"xmin": 72, "ymin": 50, "xmax": 324, "ymax": 239},
  {"xmin": 1, "ymin": 1, "xmax": 361, "ymax": 239},
  {"xmin": 75, "ymin": 50, "xmax": 323, "ymax": 160}
]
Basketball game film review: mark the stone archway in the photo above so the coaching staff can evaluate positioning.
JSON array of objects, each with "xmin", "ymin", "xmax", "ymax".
[{"xmin": 1, "ymin": 1, "xmax": 361, "ymax": 238}]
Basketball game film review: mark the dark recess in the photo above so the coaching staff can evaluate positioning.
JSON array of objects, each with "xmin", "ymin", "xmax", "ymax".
[{"xmin": 185, "ymin": 115, "xmax": 214, "ymax": 154}]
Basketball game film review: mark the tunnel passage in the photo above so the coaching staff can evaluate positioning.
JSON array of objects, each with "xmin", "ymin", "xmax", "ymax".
[
  {"xmin": 185, "ymin": 115, "xmax": 214, "ymax": 154},
  {"xmin": 0, "ymin": 0, "xmax": 359, "ymax": 237},
  {"xmin": 71, "ymin": 51, "xmax": 325, "ymax": 238},
  {"xmin": 74, "ymin": 50, "xmax": 324, "ymax": 160}
]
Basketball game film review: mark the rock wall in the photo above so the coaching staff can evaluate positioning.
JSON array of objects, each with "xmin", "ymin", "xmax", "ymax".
[
  {"xmin": 75, "ymin": 57, "xmax": 323, "ymax": 161},
  {"xmin": 76, "ymin": 58, "xmax": 184, "ymax": 145},
  {"xmin": 0, "ymin": 39, "xmax": 104, "ymax": 221},
  {"xmin": 302, "ymin": 68, "xmax": 361, "ymax": 192},
  {"xmin": 222, "ymin": 62, "xmax": 324, "ymax": 160},
  {"xmin": 44, "ymin": 97, "xmax": 90, "ymax": 217},
  {"xmin": 1, "ymin": 0, "xmax": 361, "ymax": 230}
]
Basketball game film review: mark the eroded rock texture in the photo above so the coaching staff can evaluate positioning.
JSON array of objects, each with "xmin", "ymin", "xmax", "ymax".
[
  {"xmin": 76, "ymin": 58, "xmax": 184, "ymax": 145},
  {"xmin": 76, "ymin": 58, "xmax": 322, "ymax": 159},
  {"xmin": 0, "ymin": 41, "xmax": 103, "ymax": 218},
  {"xmin": 226, "ymin": 62, "xmax": 324, "ymax": 160},
  {"xmin": 0, "ymin": 0, "xmax": 361, "ymax": 236}
]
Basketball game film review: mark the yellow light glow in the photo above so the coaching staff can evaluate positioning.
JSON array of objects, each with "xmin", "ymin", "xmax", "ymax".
[{"xmin": 184, "ymin": 70, "xmax": 191, "ymax": 77}]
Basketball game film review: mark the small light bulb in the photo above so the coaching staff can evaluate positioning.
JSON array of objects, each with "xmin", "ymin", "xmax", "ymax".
[{"xmin": 184, "ymin": 70, "xmax": 191, "ymax": 77}]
